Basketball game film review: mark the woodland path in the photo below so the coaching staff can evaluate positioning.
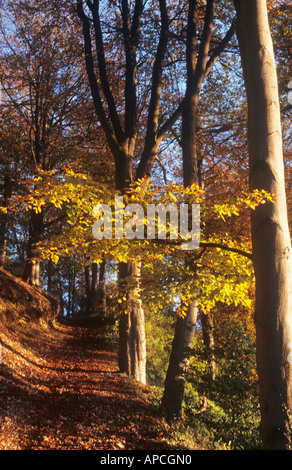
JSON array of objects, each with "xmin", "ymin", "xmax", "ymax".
[{"xmin": 0, "ymin": 318, "xmax": 173, "ymax": 450}]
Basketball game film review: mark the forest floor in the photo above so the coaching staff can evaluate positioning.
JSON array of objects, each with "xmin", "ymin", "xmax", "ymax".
[{"xmin": 0, "ymin": 315, "xmax": 188, "ymax": 451}]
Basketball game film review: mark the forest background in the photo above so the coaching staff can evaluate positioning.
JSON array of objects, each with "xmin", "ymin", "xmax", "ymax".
[{"xmin": 0, "ymin": 0, "xmax": 292, "ymax": 450}]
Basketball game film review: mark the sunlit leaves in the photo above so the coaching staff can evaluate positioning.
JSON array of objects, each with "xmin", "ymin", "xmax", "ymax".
[{"xmin": 9, "ymin": 168, "xmax": 274, "ymax": 317}]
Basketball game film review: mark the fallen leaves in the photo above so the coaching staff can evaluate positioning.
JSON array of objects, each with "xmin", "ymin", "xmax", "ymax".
[{"xmin": 0, "ymin": 319, "xmax": 172, "ymax": 450}]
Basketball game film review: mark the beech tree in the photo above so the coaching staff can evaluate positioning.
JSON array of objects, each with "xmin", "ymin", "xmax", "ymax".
[
  {"xmin": 162, "ymin": 0, "xmax": 236, "ymax": 422},
  {"xmin": 76, "ymin": 0, "xmax": 188, "ymax": 383},
  {"xmin": 233, "ymin": 0, "xmax": 292, "ymax": 450}
]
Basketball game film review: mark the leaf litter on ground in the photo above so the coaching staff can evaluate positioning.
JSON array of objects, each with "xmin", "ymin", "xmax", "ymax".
[{"xmin": 0, "ymin": 318, "xmax": 176, "ymax": 450}]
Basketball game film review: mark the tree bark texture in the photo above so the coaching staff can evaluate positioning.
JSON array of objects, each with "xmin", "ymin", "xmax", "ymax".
[
  {"xmin": 22, "ymin": 209, "xmax": 43, "ymax": 286},
  {"xmin": 234, "ymin": 0, "xmax": 292, "ymax": 450},
  {"xmin": 118, "ymin": 261, "xmax": 146, "ymax": 385},
  {"xmin": 162, "ymin": 301, "xmax": 198, "ymax": 421},
  {"xmin": 201, "ymin": 311, "xmax": 216, "ymax": 381}
]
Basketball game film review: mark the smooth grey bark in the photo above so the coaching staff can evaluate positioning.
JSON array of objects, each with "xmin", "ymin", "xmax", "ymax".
[
  {"xmin": 162, "ymin": 300, "xmax": 198, "ymax": 422},
  {"xmin": 77, "ymin": 0, "xmax": 147, "ymax": 383},
  {"xmin": 118, "ymin": 261, "xmax": 146, "ymax": 384},
  {"xmin": 234, "ymin": 0, "xmax": 292, "ymax": 450},
  {"xmin": 116, "ymin": 156, "xmax": 147, "ymax": 385}
]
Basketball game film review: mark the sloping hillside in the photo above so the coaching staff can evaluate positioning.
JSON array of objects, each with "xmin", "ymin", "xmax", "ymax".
[
  {"xmin": 0, "ymin": 267, "xmax": 59, "ymax": 325},
  {"xmin": 0, "ymin": 268, "xmax": 193, "ymax": 450}
]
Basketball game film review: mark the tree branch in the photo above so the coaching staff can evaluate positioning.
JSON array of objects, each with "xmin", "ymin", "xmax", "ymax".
[
  {"xmin": 186, "ymin": 0, "xmax": 199, "ymax": 83},
  {"xmin": 157, "ymin": 98, "xmax": 185, "ymax": 142},
  {"xmin": 145, "ymin": 0, "xmax": 169, "ymax": 138},
  {"xmin": 157, "ymin": 4, "xmax": 236, "ymax": 144},
  {"xmin": 204, "ymin": 17, "xmax": 236, "ymax": 78},
  {"xmin": 76, "ymin": 0, "xmax": 120, "ymax": 156},
  {"xmin": 193, "ymin": 0, "xmax": 215, "ymax": 93},
  {"xmin": 136, "ymin": 0, "xmax": 169, "ymax": 178},
  {"xmin": 199, "ymin": 242, "xmax": 253, "ymax": 260},
  {"xmin": 90, "ymin": 0, "xmax": 124, "ymax": 142},
  {"xmin": 121, "ymin": 0, "xmax": 143, "ymax": 144}
]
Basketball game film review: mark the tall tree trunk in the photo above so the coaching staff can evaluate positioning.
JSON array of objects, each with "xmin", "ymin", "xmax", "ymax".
[
  {"xmin": 76, "ymin": 0, "xmax": 185, "ymax": 385},
  {"xmin": 234, "ymin": 0, "xmax": 292, "ymax": 450},
  {"xmin": 84, "ymin": 264, "xmax": 92, "ymax": 315},
  {"xmin": 116, "ymin": 145, "xmax": 146, "ymax": 384},
  {"xmin": 118, "ymin": 261, "xmax": 146, "ymax": 384},
  {"xmin": 90, "ymin": 262, "xmax": 98, "ymax": 316},
  {"xmin": 201, "ymin": 311, "xmax": 216, "ymax": 381},
  {"xmin": 162, "ymin": 300, "xmax": 198, "ymax": 422},
  {"xmin": 161, "ymin": 0, "xmax": 216, "ymax": 423},
  {"xmin": 84, "ymin": 262, "xmax": 98, "ymax": 316},
  {"xmin": 84, "ymin": 261, "xmax": 106, "ymax": 318},
  {"xmin": 22, "ymin": 209, "xmax": 43, "ymax": 286},
  {"xmin": 161, "ymin": 89, "xmax": 200, "ymax": 420},
  {"xmin": 97, "ymin": 258, "xmax": 107, "ymax": 318}
]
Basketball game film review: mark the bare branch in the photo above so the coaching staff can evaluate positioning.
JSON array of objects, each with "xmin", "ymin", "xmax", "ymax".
[
  {"xmin": 193, "ymin": 0, "xmax": 215, "ymax": 92},
  {"xmin": 136, "ymin": 0, "xmax": 169, "ymax": 178},
  {"xmin": 90, "ymin": 0, "xmax": 124, "ymax": 142},
  {"xmin": 76, "ymin": 0, "xmax": 120, "ymax": 155},
  {"xmin": 204, "ymin": 17, "xmax": 236, "ymax": 78},
  {"xmin": 121, "ymin": 0, "xmax": 143, "ymax": 143},
  {"xmin": 199, "ymin": 242, "xmax": 253, "ymax": 260}
]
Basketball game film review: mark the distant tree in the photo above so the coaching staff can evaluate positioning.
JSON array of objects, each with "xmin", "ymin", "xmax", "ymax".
[
  {"xmin": 84, "ymin": 259, "xmax": 107, "ymax": 318},
  {"xmin": 0, "ymin": 0, "xmax": 90, "ymax": 285}
]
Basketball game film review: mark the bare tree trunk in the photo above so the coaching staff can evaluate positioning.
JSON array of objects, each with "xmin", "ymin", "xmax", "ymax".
[
  {"xmin": 84, "ymin": 260, "xmax": 107, "ymax": 318},
  {"xmin": 22, "ymin": 209, "xmax": 43, "ymax": 286},
  {"xmin": 118, "ymin": 261, "xmax": 146, "ymax": 385},
  {"xmin": 115, "ymin": 146, "xmax": 147, "ymax": 385},
  {"xmin": 84, "ymin": 264, "xmax": 92, "ymax": 315},
  {"xmin": 162, "ymin": 301, "xmax": 197, "ymax": 422},
  {"xmin": 97, "ymin": 258, "xmax": 107, "ymax": 318},
  {"xmin": 84, "ymin": 262, "xmax": 98, "ymax": 316},
  {"xmin": 234, "ymin": 0, "xmax": 292, "ymax": 450},
  {"xmin": 90, "ymin": 262, "xmax": 98, "ymax": 316},
  {"xmin": 161, "ymin": 0, "xmax": 215, "ymax": 423},
  {"xmin": 201, "ymin": 311, "xmax": 216, "ymax": 381}
]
